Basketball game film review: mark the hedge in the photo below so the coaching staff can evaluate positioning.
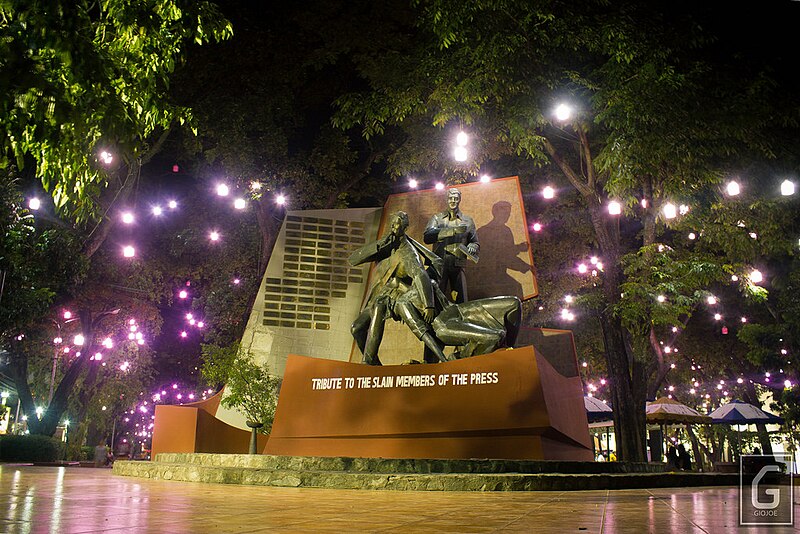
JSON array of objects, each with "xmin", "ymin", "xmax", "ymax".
[{"xmin": 0, "ymin": 434, "xmax": 66, "ymax": 462}]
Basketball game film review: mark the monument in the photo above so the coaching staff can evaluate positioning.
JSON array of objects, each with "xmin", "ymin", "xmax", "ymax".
[{"xmin": 149, "ymin": 176, "xmax": 592, "ymax": 461}]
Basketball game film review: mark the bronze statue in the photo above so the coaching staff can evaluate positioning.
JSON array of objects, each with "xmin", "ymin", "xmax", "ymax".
[
  {"xmin": 431, "ymin": 292, "xmax": 521, "ymax": 359},
  {"xmin": 424, "ymin": 188, "xmax": 479, "ymax": 303},
  {"xmin": 349, "ymin": 211, "xmax": 451, "ymax": 366}
]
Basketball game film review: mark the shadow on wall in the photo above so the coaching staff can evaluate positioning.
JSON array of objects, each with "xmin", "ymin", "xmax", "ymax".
[{"xmin": 468, "ymin": 201, "xmax": 531, "ymax": 300}]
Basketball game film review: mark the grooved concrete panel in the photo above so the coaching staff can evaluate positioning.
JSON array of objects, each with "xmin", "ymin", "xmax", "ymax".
[{"xmin": 216, "ymin": 207, "xmax": 382, "ymax": 430}]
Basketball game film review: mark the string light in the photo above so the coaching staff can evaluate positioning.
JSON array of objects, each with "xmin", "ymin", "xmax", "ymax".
[
  {"xmin": 726, "ymin": 181, "xmax": 741, "ymax": 196},
  {"xmin": 542, "ymin": 186, "xmax": 555, "ymax": 199},
  {"xmin": 216, "ymin": 184, "xmax": 230, "ymax": 197},
  {"xmin": 408, "ymin": 179, "xmax": 418, "ymax": 189},
  {"xmin": 28, "ymin": 197, "xmax": 41, "ymax": 210}
]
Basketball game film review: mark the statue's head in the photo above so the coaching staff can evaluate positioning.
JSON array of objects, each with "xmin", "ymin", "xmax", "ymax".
[
  {"xmin": 447, "ymin": 188, "xmax": 461, "ymax": 211},
  {"xmin": 390, "ymin": 211, "xmax": 409, "ymax": 236}
]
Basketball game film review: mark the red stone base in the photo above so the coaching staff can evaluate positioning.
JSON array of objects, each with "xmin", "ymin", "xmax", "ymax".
[{"xmin": 266, "ymin": 346, "xmax": 592, "ymax": 461}]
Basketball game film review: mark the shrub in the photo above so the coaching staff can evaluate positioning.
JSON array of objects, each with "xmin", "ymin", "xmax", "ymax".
[{"xmin": 0, "ymin": 435, "xmax": 65, "ymax": 462}]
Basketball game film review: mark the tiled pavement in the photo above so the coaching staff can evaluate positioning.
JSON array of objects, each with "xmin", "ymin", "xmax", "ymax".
[{"xmin": 1, "ymin": 465, "xmax": 798, "ymax": 533}]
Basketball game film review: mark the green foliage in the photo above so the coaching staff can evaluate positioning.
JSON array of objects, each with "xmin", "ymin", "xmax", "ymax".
[
  {"xmin": 0, "ymin": 170, "xmax": 87, "ymax": 339},
  {"xmin": 616, "ymin": 244, "xmax": 724, "ymax": 339},
  {"xmin": 0, "ymin": 434, "xmax": 65, "ymax": 462},
  {"xmin": 201, "ymin": 343, "xmax": 280, "ymax": 432},
  {"xmin": 0, "ymin": 0, "xmax": 231, "ymax": 223}
]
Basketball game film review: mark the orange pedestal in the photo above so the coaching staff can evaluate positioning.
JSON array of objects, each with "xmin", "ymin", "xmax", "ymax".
[
  {"xmin": 150, "ymin": 391, "xmax": 268, "ymax": 457},
  {"xmin": 266, "ymin": 346, "xmax": 592, "ymax": 460}
]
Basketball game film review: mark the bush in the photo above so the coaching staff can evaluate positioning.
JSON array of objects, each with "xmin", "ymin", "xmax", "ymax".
[
  {"xmin": 0, "ymin": 435, "xmax": 66, "ymax": 462},
  {"xmin": 79, "ymin": 446, "xmax": 94, "ymax": 462}
]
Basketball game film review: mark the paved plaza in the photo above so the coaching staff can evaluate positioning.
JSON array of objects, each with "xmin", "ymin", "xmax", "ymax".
[{"xmin": 1, "ymin": 465, "xmax": 798, "ymax": 533}]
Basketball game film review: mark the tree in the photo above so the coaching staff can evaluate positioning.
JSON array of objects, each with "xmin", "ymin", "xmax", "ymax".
[
  {"xmin": 201, "ymin": 342, "xmax": 280, "ymax": 453},
  {"xmin": 1, "ymin": 1, "xmax": 232, "ymax": 436}
]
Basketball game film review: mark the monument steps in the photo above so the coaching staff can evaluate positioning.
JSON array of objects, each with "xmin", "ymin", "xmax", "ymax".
[{"xmin": 113, "ymin": 454, "xmax": 740, "ymax": 491}]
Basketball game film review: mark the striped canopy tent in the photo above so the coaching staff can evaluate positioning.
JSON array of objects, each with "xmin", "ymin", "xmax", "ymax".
[
  {"xmin": 646, "ymin": 398, "xmax": 711, "ymax": 462},
  {"xmin": 646, "ymin": 397, "xmax": 712, "ymax": 424},
  {"xmin": 584, "ymin": 396, "xmax": 613, "ymax": 423},
  {"xmin": 708, "ymin": 400, "xmax": 784, "ymax": 425},
  {"xmin": 708, "ymin": 400, "xmax": 784, "ymax": 459}
]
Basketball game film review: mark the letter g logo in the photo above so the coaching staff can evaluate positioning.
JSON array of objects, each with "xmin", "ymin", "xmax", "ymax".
[{"xmin": 752, "ymin": 465, "xmax": 781, "ymax": 510}]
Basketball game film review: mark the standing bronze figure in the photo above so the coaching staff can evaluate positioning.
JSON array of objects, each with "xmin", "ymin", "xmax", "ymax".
[
  {"xmin": 424, "ymin": 188, "xmax": 479, "ymax": 303},
  {"xmin": 349, "ymin": 211, "xmax": 450, "ymax": 365}
]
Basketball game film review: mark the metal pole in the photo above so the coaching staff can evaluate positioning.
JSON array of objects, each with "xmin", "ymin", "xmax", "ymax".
[
  {"xmin": 48, "ymin": 347, "xmax": 58, "ymax": 404},
  {"xmin": 14, "ymin": 398, "xmax": 20, "ymax": 434},
  {"xmin": 110, "ymin": 418, "xmax": 116, "ymax": 452}
]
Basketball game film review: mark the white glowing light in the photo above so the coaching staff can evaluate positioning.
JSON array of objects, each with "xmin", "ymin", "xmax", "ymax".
[
  {"xmin": 209, "ymin": 231, "xmax": 220, "ymax": 242},
  {"xmin": 672, "ymin": 327, "xmax": 678, "ymax": 333},
  {"xmin": 480, "ymin": 175, "xmax": 491, "ymax": 183},
  {"xmin": 152, "ymin": 205, "xmax": 163, "ymax": 216},
  {"xmin": 276, "ymin": 194, "xmax": 286, "ymax": 205},
  {"xmin": 679, "ymin": 204, "xmax": 690, "ymax": 215},
  {"xmin": 749, "ymin": 232, "xmax": 758, "ymax": 239},
  {"xmin": 233, "ymin": 278, "xmax": 241, "ymax": 285},
  {"xmin": 100, "ymin": 151, "xmax": 113, "ymax": 164},
  {"xmin": 28, "ymin": 197, "xmax": 41, "ymax": 210},
  {"xmin": 707, "ymin": 296, "xmax": 717, "ymax": 305},
  {"xmin": 714, "ymin": 313, "xmax": 722, "ymax": 321},
  {"xmin": 197, "ymin": 321, "xmax": 205, "ymax": 328},
  {"xmin": 590, "ymin": 257, "xmax": 598, "ymax": 265},
  {"xmin": 168, "ymin": 200, "xmax": 178, "ymax": 209},
  {"xmin": 532, "ymin": 222, "xmax": 542, "ymax": 232},
  {"xmin": 216, "ymin": 184, "xmax": 230, "ymax": 197},
  {"xmin": 121, "ymin": 212, "xmax": 134, "ymax": 224},
  {"xmin": 63, "ymin": 311, "xmax": 72, "ymax": 320},
  {"xmin": 785, "ymin": 380, "xmax": 793, "ymax": 388},
  {"xmin": 726, "ymin": 181, "xmax": 740, "ymax": 196},
  {"xmin": 93, "ymin": 352, "xmax": 103, "ymax": 361},
  {"xmin": 577, "ymin": 264, "xmax": 588, "ymax": 274},
  {"xmin": 781, "ymin": 180, "xmax": 795, "ymax": 196},
  {"xmin": 741, "ymin": 317, "xmax": 747, "ymax": 323},
  {"xmin": 670, "ymin": 363, "xmax": 676, "ymax": 369},
  {"xmin": 435, "ymin": 183, "xmax": 445, "ymax": 191},
  {"xmin": 180, "ymin": 331, "xmax": 188, "ymax": 338},
  {"xmin": 731, "ymin": 274, "xmax": 739, "ymax": 282},
  {"xmin": 456, "ymin": 131, "xmax": 469, "ymax": 146},
  {"xmin": 102, "ymin": 338, "xmax": 113, "ymax": 349},
  {"xmin": 74, "ymin": 334, "xmax": 85, "ymax": 346},
  {"xmin": 186, "ymin": 313, "xmax": 193, "ymax": 320},
  {"xmin": 542, "ymin": 186, "xmax": 555, "ymax": 199},
  {"xmin": 178, "ymin": 290, "xmax": 188, "ymax": 299},
  {"xmin": 607, "ymin": 201, "xmax": 622, "ymax": 215},
  {"xmin": 565, "ymin": 295, "xmax": 574, "ymax": 304},
  {"xmin": 641, "ymin": 199, "xmax": 648, "ymax": 208},
  {"xmin": 233, "ymin": 198, "xmax": 246, "ymax": 210},
  {"xmin": 454, "ymin": 146, "xmax": 468, "ymax": 161},
  {"xmin": 657, "ymin": 295, "xmax": 666, "ymax": 303},
  {"xmin": 250, "ymin": 181, "xmax": 262, "ymax": 191},
  {"xmin": 128, "ymin": 332, "xmax": 135, "ymax": 340},
  {"xmin": 749, "ymin": 269, "xmax": 763, "ymax": 284},
  {"xmin": 123, "ymin": 245, "xmax": 135, "ymax": 258},
  {"xmin": 408, "ymin": 179, "xmax": 418, "ymax": 189},
  {"xmin": 554, "ymin": 103, "xmax": 573, "ymax": 121},
  {"xmin": 690, "ymin": 388, "xmax": 696, "ymax": 394},
  {"xmin": 53, "ymin": 337, "xmax": 62, "ymax": 344},
  {"xmin": 662, "ymin": 203, "xmax": 677, "ymax": 219},
  {"xmin": 688, "ymin": 232, "xmax": 696, "ymax": 240}
]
